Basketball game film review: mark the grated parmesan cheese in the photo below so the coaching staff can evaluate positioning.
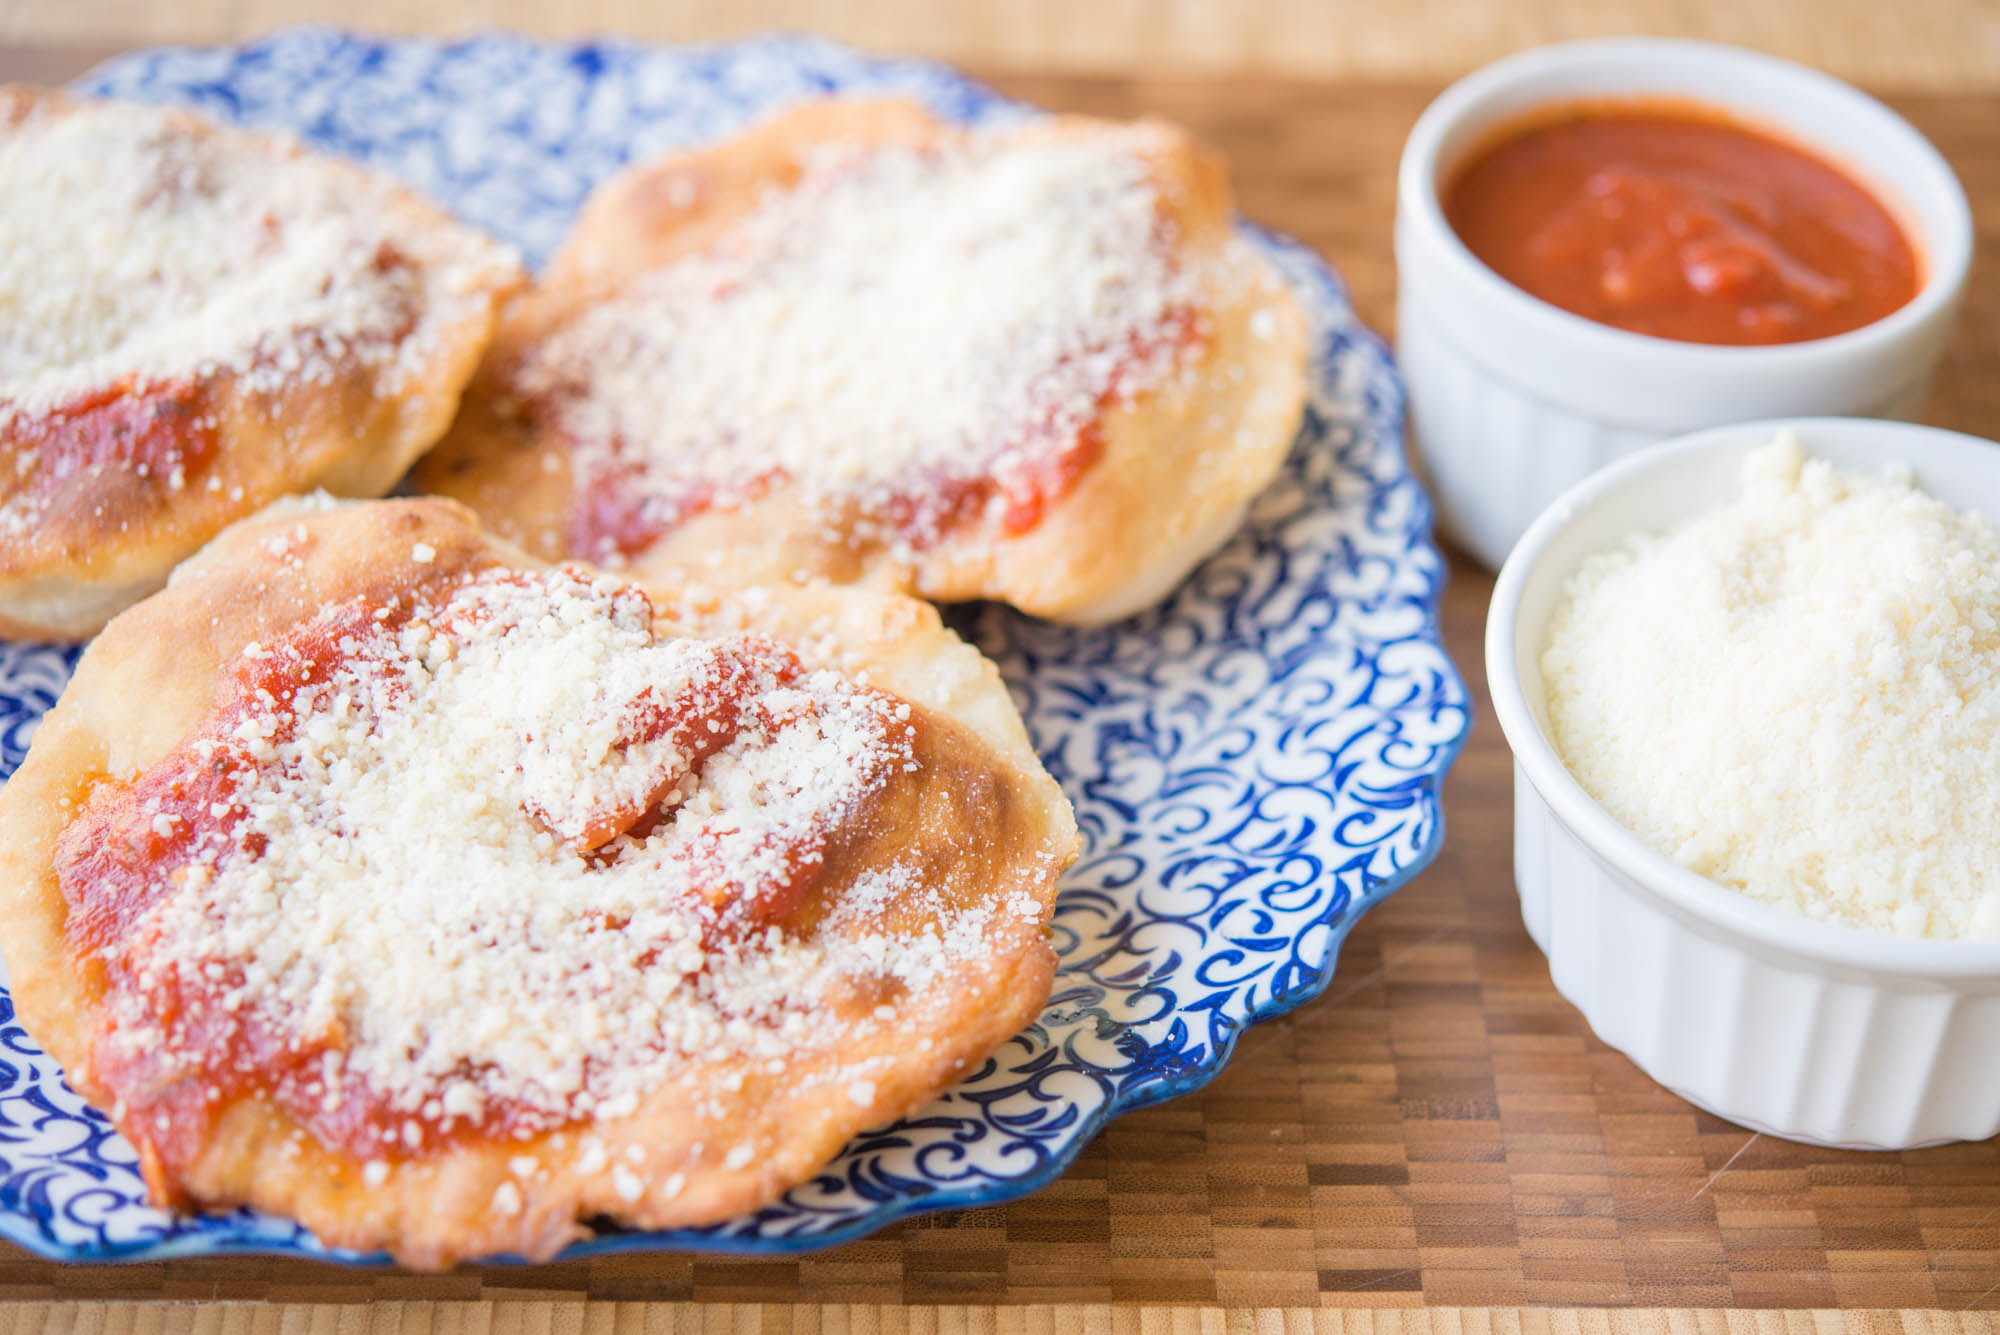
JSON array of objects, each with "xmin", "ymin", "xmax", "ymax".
[
  {"xmin": 518, "ymin": 130, "xmax": 1211, "ymax": 555},
  {"xmin": 90, "ymin": 566, "xmax": 1039, "ymax": 1155},
  {"xmin": 1542, "ymin": 435, "xmax": 2000, "ymax": 940}
]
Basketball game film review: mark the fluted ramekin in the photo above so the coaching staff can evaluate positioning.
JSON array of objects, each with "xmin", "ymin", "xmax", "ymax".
[
  {"xmin": 1397, "ymin": 39, "xmax": 1973, "ymax": 569},
  {"xmin": 1487, "ymin": 416, "xmax": 2000, "ymax": 1150}
]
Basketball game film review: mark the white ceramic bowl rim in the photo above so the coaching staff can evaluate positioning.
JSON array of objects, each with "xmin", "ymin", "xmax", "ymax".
[
  {"xmin": 1400, "ymin": 37, "xmax": 1974, "ymax": 369},
  {"xmin": 1487, "ymin": 415, "xmax": 2000, "ymax": 981}
]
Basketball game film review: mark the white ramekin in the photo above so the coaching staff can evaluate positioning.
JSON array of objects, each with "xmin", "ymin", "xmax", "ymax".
[
  {"xmin": 1487, "ymin": 416, "xmax": 2000, "ymax": 1150},
  {"xmin": 1396, "ymin": 39, "xmax": 1974, "ymax": 570}
]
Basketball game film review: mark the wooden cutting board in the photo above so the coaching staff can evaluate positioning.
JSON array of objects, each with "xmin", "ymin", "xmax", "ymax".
[{"xmin": 0, "ymin": 45, "xmax": 1994, "ymax": 1311}]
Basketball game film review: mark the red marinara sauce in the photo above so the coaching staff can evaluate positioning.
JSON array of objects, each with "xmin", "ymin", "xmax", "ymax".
[{"xmin": 1440, "ymin": 101, "xmax": 1921, "ymax": 346}]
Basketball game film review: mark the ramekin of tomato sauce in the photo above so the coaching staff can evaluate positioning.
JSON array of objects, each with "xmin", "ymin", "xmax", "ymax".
[{"xmin": 1393, "ymin": 39, "xmax": 1971, "ymax": 569}]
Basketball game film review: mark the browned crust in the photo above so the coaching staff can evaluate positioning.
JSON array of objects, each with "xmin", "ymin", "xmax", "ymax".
[
  {"xmin": 0, "ymin": 86, "xmax": 525, "ymax": 641},
  {"xmin": 0, "ymin": 496, "xmax": 1078, "ymax": 1268},
  {"xmin": 412, "ymin": 97, "xmax": 1308, "ymax": 625}
]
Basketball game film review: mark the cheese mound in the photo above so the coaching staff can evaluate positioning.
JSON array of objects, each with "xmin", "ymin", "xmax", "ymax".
[
  {"xmin": 520, "ymin": 130, "xmax": 1210, "ymax": 551},
  {"xmin": 1542, "ymin": 435, "xmax": 2000, "ymax": 941}
]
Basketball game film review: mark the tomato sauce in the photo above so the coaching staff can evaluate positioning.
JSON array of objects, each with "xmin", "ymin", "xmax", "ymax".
[
  {"xmin": 7, "ymin": 378, "xmax": 220, "ymax": 502},
  {"xmin": 1441, "ymin": 102, "xmax": 1920, "ymax": 346}
]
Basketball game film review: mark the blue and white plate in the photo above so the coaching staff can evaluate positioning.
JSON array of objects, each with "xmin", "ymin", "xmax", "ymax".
[{"xmin": 0, "ymin": 29, "xmax": 1470, "ymax": 1264}]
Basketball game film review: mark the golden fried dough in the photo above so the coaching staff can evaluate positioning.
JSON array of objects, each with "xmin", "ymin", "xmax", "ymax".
[
  {"xmin": 415, "ymin": 98, "xmax": 1307, "ymax": 624},
  {"xmin": 0, "ymin": 496, "xmax": 1077, "ymax": 1267},
  {"xmin": 0, "ymin": 88, "xmax": 522, "ymax": 640}
]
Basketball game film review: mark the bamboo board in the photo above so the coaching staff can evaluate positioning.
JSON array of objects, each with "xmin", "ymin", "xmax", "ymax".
[
  {"xmin": 0, "ymin": 1307, "xmax": 1992, "ymax": 1335},
  {"xmin": 4, "ymin": 0, "xmax": 2000, "ymax": 88}
]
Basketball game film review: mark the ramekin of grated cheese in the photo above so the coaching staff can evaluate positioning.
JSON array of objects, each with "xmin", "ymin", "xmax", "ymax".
[{"xmin": 1486, "ymin": 416, "xmax": 2000, "ymax": 1149}]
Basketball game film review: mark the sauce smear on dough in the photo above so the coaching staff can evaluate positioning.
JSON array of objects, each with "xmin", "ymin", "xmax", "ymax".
[
  {"xmin": 3, "ymin": 379, "xmax": 219, "ymax": 508},
  {"xmin": 55, "ymin": 567, "xmax": 924, "ymax": 1171},
  {"xmin": 520, "ymin": 130, "xmax": 1212, "ymax": 561}
]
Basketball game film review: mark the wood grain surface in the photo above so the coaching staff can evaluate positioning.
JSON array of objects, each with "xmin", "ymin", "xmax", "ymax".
[
  {"xmin": 0, "ymin": 1308, "xmax": 1991, "ymax": 1335},
  {"xmin": 3, "ymin": 0, "xmax": 2000, "ymax": 87},
  {"xmin": 0, "ymin": 41, "xmax": 1996, "ymax": 1313},
  {"xmin": 0, "ymin": 1306, "xmax": 1995, "ymax": 1335}
]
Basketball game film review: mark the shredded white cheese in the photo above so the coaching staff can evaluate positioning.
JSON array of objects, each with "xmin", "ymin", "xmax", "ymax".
[
  {"xmin": 101, "ymin": 567, "xmax": 1035, "ymax": 1152},
  {"xmin": 1543, "ymin": 435, "xmax": 2000, "ymax": 940},
  {"xmin": 519, "ymin": 130, "xmax": 1209, "ymax": 553}
]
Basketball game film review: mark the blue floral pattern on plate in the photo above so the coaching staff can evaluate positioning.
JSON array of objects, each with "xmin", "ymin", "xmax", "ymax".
[{"xmin": 0, "ymin": 28, "xmax": 1470, "ymax": 1263}]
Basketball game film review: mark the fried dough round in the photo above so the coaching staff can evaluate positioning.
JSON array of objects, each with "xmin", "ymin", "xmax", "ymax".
[
  {"xmin": 0, "ymin": 88, "xmax": 523, "ymax": 640},
  {"xmin": 0, "ymin": 495, "xmax": 1078, "ymax": 1268},
  {"xmin": 413, "ymin": 98, "xmax": 1308, "ymax": 624}
]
